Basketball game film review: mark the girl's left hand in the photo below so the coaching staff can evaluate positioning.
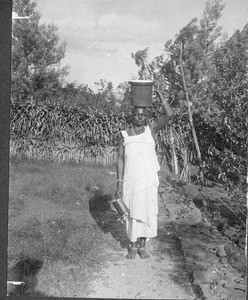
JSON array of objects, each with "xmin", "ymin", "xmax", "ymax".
[{"xmin": 115, "ymin": 186, "xmax": 123, "ymax": 199}]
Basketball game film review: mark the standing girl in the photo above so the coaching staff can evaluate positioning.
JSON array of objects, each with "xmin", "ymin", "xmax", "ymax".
[{"xmin": 115, "ymin": 84, "xmax": 173, "ymax": 259}]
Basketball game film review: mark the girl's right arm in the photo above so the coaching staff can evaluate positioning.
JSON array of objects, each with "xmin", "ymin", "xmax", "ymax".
[{"xmin": 115, "ymin": 135, "xmax": 125, "ymax": 199}]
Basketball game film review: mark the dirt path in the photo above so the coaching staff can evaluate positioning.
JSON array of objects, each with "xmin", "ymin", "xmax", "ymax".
[
  {"xmin": 88, "ymin": 246, "xmax": 195, "ymax": 299},
  {"xmin": 87, "ymin": 191, "xmax": 198, "ymax": 299},
  {"xmin": 8, "ymin": 183, "xmax": 200, "ymax": 298},
  {"xmin": 8, "ymin": 179, "xmax": 246, "ymax": 299},
  {"xmin": 8, "ymin": 164, "xmax": 246, "ymax": 300}
]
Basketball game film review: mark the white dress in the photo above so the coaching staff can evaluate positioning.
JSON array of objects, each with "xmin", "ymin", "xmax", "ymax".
[{"xmin": 121, "ymin": 125, "xmax": 160, "ymax": 242}]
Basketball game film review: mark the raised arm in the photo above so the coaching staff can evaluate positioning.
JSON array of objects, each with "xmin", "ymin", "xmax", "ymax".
[{"xmin": 150, "ymin": 83, "xmax": 173, "ymax": 135}]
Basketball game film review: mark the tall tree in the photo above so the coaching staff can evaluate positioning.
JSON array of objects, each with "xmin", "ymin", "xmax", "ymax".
[
  {"xmin": 12, "ymin": 0, "xmax": 69, "ymax": 103},
  {"xmin": 93, "ymin": 79, "xmax": 119, "ymax": 112},
  {"xmin": 205, "ymin": 24, "xmax": 248, "ymax": 186},
  {"xmin": 131, "ymin": 1, "xmax": 225, "ymax": 112},
  {"xmin": 131, "ymin": 47, "xmax": 150, "ymax": 79},
  {"xmin": 131, "ymin": 0, "xmax": 226, "ymax": 180},
  {"xmin": 161, "ymin": 0, "xmax": 225, "ymax": 114},
  {"xmin": 116, "ymin": 82, "xmax": 132, "ymax": 113},
  {"xmin": 51, "ymin": 82, "xmax": 96, "ymax": 108}
]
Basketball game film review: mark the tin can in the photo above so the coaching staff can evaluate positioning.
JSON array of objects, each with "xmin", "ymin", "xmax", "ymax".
[
  {"xmin": 110, "ymin": 198, "xmax": 129, "ymax": 216},
  {"xmin": 129, "ymin": 80, "xmax": 154, "ymax": 107}
]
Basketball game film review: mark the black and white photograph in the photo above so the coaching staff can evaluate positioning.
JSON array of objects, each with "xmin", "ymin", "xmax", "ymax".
[{"xmin": 1, "ymin": 0, "xmax": 247, "ymax": 298}]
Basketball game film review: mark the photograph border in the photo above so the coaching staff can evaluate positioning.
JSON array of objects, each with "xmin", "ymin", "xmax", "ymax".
[
  {"xmin": 0, "ymin": 0, "xmax": 11, "ymax": 298},
  {"xmin": 1, "ymin": 1, "xmax": 247, "ymax": 299}
]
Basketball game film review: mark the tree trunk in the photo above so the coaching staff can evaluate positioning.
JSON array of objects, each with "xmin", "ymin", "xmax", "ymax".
[{"xmin": 179, "ymin": 43, "xmax": 203, "ymax": 181}]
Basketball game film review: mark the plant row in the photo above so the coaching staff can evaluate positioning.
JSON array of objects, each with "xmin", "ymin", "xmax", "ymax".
[{"xmin": 10, "ymin": 101, "xmax": 246, "ymax": 194}]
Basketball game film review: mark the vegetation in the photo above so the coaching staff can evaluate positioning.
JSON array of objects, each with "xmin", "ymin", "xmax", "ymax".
[
  {"xmin": 8, "ymin": 1, "xmax": 247, "ymax": 296},
  {"xmin": 12, "ymin": 0, "xmax": 69, "ymax": 103},
  {"xmin": 10, "ymin": 0, "xmax": 247, "ymax": 248},
  {"xmin": 130, "ymin": 0, "xmax": 247, "ymax": 217},
  {"xmin": 12, "ymin": 0, "xmax": 121, "ymax": 112},
  {"xmin": 8, "ymin": 158, "xmax": 118, "ymax": 296}
]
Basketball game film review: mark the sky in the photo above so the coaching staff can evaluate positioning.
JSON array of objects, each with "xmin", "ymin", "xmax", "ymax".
[{"xmin": 34, "ymin": 0, "xmax": 248, "ymax": 91}]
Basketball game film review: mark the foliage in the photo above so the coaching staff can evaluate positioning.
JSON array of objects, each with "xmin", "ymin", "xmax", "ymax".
[
  {"xmin": 10, "ymin": 0, "xmax": 247, "ymax": 217},
  {"xmin": 131, "ymin": 47, "xmax": 150, "ymax": 80},
  {"xmin": 44, "ymin": 79, "xmax": 126, "ymax": 113},
  {"xmin": 12, "ymin": 0, "xmax": 69, "ymax": 103},
  {"xmin": 93, "ymin": 79, "xmax": 122, "ymax": 112},
  {"xmin": 49, "ymin": 82, "xmax": 96, "ymax": 108},
  {"xmin": 201, "ymin": 24, "xmax": 248, "ymax": 194},
  {"xmin": 10, "ymin": 101, "xmax": 129, "ymax": 164},
  {"xmin": 9, "ymin": 95, "xmax": 246, "ymax": 217},
  {"xmin": 11, "ymin": 0, "xmax": 124, "ymax": 111},
  {"xmin": 130, "ymin": 0, "xmax": 225, "ymax": 113},
  {"xmin": 6, "ymin": 101, "xmax": 212, "ymax": 174},
  {"xmin": 116, "ymin": 82, "xmax": 132, "ymax": 113},
  {"xmin": 161, "ymin": 0, "xmax": 224, "ymax": 113},
  {"xmin": 130, "ymin": 1, "xmax": 227, "ymax": 182},
  {"xmin": 131, "ymin": 1, "xmax": 247, "ymax": 197}
]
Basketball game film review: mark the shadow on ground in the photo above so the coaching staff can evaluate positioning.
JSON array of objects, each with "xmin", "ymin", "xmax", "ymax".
[
  {"xmin": 8, "ymin": 256, "xmax": 47, "ymax": 296},
  {"xmin": 89, "ymin": 190, "xmax": 130, "ymax": 249}
]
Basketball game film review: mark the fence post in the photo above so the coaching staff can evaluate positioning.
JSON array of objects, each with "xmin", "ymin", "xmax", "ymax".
[{"xmin": 169, "ymin": 127, "xmax": 179, "ymax": 175}]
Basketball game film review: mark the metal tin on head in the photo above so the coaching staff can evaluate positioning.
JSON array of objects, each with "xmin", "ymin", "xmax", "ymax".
[{"xmin": 129, "ymin": 80, "xmax": 154, "ymax": 107}]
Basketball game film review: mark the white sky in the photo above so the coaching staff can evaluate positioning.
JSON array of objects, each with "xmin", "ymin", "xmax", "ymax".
[{"xmin": 34, "ymin": 0, "xmax": 248, "ymax": 91}]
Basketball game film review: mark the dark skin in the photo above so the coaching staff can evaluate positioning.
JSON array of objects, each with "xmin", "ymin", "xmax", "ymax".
[{"xmin": 115, "ymin": 84, "xmax": 173, "ymax": 259}]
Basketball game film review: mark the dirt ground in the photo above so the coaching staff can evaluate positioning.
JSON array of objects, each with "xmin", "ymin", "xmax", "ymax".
[
  {"xmin": 87, "ymin": 191, "xmax": 197, "ymax": 299},
  {"xmin": 84, "ymin": 173, "xmax": 246, "ymax": 300},
  {"xmin": 7, "ymin": 163, "xmax": 246, "ymax": 299}
]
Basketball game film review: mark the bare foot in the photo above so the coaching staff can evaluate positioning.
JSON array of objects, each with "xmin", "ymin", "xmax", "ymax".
[
  {"xmin": 126, "ymin": 247, "xmax": 138, "ymax": 259},
  {"xmin": 138, "ymin": 247, "xmax": 150, "ymax": 259}
]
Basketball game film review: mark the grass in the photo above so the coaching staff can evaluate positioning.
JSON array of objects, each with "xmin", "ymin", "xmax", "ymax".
[
  {"xmin": 8, "ymin": 157, "xmax": 120, "ymax": 297},
  {"xmin": 8, "ymin": 157, "xmax": 245, "ymax": 296}
]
